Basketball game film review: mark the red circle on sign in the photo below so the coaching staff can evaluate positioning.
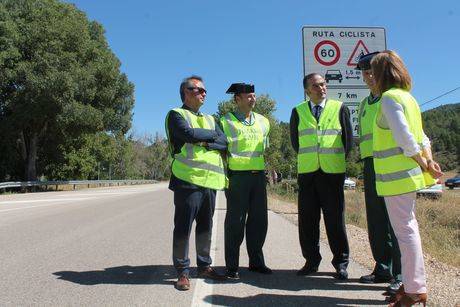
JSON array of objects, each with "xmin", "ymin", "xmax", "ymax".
[{"xmin": 314, "ymin": 40, "xmax": 341, "ymax": 66}]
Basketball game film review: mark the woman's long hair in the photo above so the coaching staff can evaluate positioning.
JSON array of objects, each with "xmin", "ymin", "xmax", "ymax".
[{"xmin": 371, "ymin": 50, "xmax": 412, "ymax": 95}]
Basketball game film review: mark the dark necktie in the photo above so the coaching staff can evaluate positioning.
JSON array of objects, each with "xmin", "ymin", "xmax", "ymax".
[{"xmin": 313, "ymin": 105, "xmax": 322, "ymax": 121}]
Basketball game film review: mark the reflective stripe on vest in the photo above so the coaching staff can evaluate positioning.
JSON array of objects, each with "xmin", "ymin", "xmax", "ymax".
[
  {"xmin": 358, "ymin": 95, "xmax": 381, "ymax": 159},
  {"xmin": 375, "ymin": 166, "xmax": 422, "ymax": 182},
  {"xmin": 165, "ymin": 108, "xmax": 226, "ymax": 190},
  {"xmin": 296, "ymin": 99, "xmax": 346, "ymax": 174},
  {"xmin": 221, "ymin": 112, "xmax": 269, "ymax": 170},
  {"xmin": 298, "ymin": 146, "xmax": 345, "ymax": 154},
  {"xmin": 373, "ymin": 88, "xmax": 434, "ymax": 196}
]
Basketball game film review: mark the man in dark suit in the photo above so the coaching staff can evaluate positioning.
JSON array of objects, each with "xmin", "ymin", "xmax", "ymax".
[{"xmin": 290, "ymin": 73, "xmax": 352, "ymax": 280}]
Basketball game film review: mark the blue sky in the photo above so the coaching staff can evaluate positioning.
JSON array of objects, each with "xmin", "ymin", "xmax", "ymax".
[{"xmin": 66, "ymin": 0, "xmax": 460, "ymax": 137}]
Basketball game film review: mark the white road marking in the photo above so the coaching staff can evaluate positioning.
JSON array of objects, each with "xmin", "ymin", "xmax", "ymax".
[
  {"xmin": 190, "ymin": 191, "xmax": 222, "ymax": 306},
  {"xmin": 0, "ymin": 198, "xmax": 94, "ymax": 212},
  {"xmin": 50, "ymin": 192, "xmax": 139, "ymax": 197},
  {"xmin": 0, "ymin": 197, "xmax": 94, "ymax": 205}
]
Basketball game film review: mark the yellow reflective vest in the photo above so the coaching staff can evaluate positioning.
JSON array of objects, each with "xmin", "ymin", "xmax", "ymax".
[
  {"xmin": 358, "ymin": 95, "xmax": 381, "ymax": 159},
  {"xmin": 373, "ymin": 88, "xmax": 435, "ymax": 196},
  {"xmin": 220, "ymin": 112, "xmax": 270, "ymax": 171},
  {"xmin": 296, "ymin": 99, "xmax": 346, "ymax": 174},
  {"xmin": 165, "ymin": 108, "xmax": 226, "ymax": 190}
]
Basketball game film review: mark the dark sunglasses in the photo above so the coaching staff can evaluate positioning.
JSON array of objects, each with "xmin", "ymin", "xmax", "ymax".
[{"xmin": 187, "ymin": 86, "xmax": 207, "ymax": 94}]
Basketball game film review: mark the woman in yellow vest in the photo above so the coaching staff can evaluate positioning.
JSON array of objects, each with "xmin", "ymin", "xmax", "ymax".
[
  {"xmin": 370, "ymin": 51, "xmax": 443, "ymax": 306},
  {"xmin": 356, "ymin": 52, "xmax": 402, "ymax": 295},
  {"xmin": 220, "ymin": 83, "xmax": 271, "ymax": 279}
]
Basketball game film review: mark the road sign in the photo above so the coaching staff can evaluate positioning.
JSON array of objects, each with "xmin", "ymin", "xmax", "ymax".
[
  {"xmin": 327, "ymin": 88, "xmax": 370, "ymax": 137},
  {"xmin": 302, "ymin": 26, "xmax": 386, "ymax": 137},
  {"xmin": 302, "ymin": 26, "xmax": 386, "ymax": 88}
]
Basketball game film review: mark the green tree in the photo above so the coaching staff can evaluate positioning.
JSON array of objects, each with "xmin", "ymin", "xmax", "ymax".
[
  {"xmin": 345, "ymin": 145, "xmax": 363, "ymax": 178},
  {"xmin": 147, "ymin": 133, "xmax": 171, "ymax": 180},
  {"xmin": 422, "ymin": 103, "xmax": 459, "ymax": 171},
  {"xmin": 0, "ymin": 0, "xmax": 134, "ymax": 180}
]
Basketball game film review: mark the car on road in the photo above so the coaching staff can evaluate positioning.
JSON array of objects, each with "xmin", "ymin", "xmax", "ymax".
[
  {"xmin": 444, "ymin": 176, "xmax": 460, "ymax": 189},
  {"xmin": 416, "ymin": 181, "xmax": 443, "ymax": 199},
  {"xmin": 325, "ymin": 70, "xmax": 343, "ymax": 83},
  {"xmin": 344, "ymin": 178, "xmax": 356, "ymax": 190}
]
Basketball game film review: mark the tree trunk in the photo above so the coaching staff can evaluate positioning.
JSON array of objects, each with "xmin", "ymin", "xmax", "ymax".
[
  {"xmin": 19, "ymin": 126, "xmax": 45, "ymax": 182},
  {"xmin": 26, "ymin": 133, "xmax": 38, "ymax": 181}
]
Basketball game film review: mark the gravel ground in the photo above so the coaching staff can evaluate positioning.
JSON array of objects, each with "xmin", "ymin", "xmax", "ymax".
[{"xmin": 268, "ymin": 196, "xmax": 460, "ymax": 306}]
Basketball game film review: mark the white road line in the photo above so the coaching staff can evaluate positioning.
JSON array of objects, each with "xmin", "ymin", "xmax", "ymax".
[
  {"xmin": 0, "ymin": 197, "xmax": 94, "ymax": 205},
  {"xmin": 190, "ymin": 191, "xmax": 222, "ymax": 306},
  {"xmin": 50, "ymin": 192, "xmax": 139, "ymax": 197},
  {"xmin": 0, "ymin": 198, "xmax": 94, "ymax": 212},
  {"xmin": 0, "ymin": 188, "xmax": 155, "ymax": 213}
]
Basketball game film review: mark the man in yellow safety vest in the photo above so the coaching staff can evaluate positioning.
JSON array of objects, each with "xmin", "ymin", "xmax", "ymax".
[
  {"xmin": 289, "ymin": 73, "xmax": 353, "ymax": 280},
  {"xmin": 220, "ymin": 83, "xmax": 271, "ymax": 279},
  {"xmin": 165, "ymin": 75, "xmax": 227, "ymax": 291}
]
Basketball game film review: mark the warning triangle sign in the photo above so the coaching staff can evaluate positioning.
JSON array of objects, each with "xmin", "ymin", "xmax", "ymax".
[{"xmin": 347, "ymin": 40, "xmax": 370, "ymax": 66}]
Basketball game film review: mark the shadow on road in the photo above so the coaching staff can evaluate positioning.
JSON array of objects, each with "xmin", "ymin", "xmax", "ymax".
[
  {"xmin": 214, "ymin": 267, "xmax": 387, "ymax": 293},
  {"xmin": 54, "ymin": 265, "xmax": 386, "ymax": 295},
  {"xmin": 53, "ymin": 265, "xmax": 177, "ymax": 286},
  {"xmin": 205, "ymin": 293, "xmax": 385, "ymax": 306},
  {"xmin": 53, "ymin": 265, "xmax": 388, "ymax": 305}
]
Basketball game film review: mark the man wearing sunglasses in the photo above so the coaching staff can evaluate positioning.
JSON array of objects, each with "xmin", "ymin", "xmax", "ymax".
[{"xmin": 165, "ymin": 75, "xmax": 228, "ymax": 291}]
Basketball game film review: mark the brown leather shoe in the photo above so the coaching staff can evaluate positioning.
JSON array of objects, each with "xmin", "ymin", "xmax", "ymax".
[
  {"xmin": 175, "ymin": 274, "xmax": 190, "ymax": 291},
  {"xmin": 389, "ymin": 292, "xmax": 427, "ymax": 307},
  {"xmin": 197, "ymin": 267, "xmax": 226, "ymax": 281},
  {"xmin": 387, "ymin": 284, "xmax": 404, "ymax": 303}
]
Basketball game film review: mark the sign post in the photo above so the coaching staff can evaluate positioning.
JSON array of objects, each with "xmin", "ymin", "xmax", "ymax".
[{"xmin": 302, "ymin": 26, "xmax": 386, "ymax": 137}]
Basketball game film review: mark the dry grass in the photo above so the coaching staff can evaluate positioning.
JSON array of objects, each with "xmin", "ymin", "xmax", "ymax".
[
  {"xmin": 346, "ymin": 189, "xmax": 460, "ymax": 267},
  {"xmin": 269, "ymin": 183, "xmax": 460, "ymax": 268},
  {"xmin": 416, "ymin": 191, "xmax": 460, "ymax": 266},
  {"xmin": 345, "ymin": 190, "xmax": 460, "ymax": 267}
]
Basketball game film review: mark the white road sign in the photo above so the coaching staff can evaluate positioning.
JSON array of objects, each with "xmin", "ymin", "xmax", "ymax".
[
  {"xmin": 302, "ymin": 26, "xmax": 386, "ymax": 137},
  {"xmin": 302, "ymin": 26, "xmax": 386, "ymax": 88}
]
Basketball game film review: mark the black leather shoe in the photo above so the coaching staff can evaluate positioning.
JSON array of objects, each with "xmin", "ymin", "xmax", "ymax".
[
  {"xmin": 225, "ymin": 270, "xmax": 240, "ymax": 280},
  {"xmin": 296, "ymin": 263, "xmax": 319, "ymax": 276},
  {"xmin": 334, "ymin": 268, "xmax": 348, "ymax": 280},
  {"xmin": 248, "ymin": 265, "xmax": 272, "ymax": 274},
  {"xmin": 387, "ymin": 280, "xmax": 403, "ymax": 295},
  {"xmin": 197, "ymin": 267, "xmax": 226, "ymax": 281},
  {"xmin": 359, "ymin": 273, "xmax": 394, "ymax": 284}
]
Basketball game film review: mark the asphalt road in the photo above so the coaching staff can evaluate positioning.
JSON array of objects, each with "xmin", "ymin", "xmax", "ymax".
[{"xmin": 0, "ymin": 184, "xmax": 389, "ymax": 306}]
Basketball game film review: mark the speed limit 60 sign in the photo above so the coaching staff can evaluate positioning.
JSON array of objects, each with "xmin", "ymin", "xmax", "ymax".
[{"xmin": 314, "ymin": 40, "xmax": 341, "ymax": 66}]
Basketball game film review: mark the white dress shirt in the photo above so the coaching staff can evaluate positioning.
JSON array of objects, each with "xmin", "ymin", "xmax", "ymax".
[
  {"xmin": 309, "ymin": 99, "xmax": 326, "ymax": 111},
  {"xmin": 379, "ymin": 96, "xmax": 431, "ymax": 157}
]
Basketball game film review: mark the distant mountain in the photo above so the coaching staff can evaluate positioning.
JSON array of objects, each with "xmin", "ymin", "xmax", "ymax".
[{"xmin": 422, "ymin": 103, "xmax": 459, "ymax": 171}]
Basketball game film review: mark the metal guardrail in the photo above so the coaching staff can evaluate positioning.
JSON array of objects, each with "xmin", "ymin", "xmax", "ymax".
[{"xmin": 0, "ymin": 180, "xmax": 157, "ymax": 191}]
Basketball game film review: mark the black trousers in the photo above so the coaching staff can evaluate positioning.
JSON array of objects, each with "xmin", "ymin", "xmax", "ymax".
[
  {"xmin": 225, "ymin": 171, "xmax": 268, "ymax": 271},
  {"xmin": 172, "ymin": 187, "xmax": 216, "ymax": 276},
  {"xmin": 363, "ymin": 157, "xmax": 401, "ymax": 281},
  {"xmin": 298, "ymin": 170, "xmax": 349, "ymax": 270}
]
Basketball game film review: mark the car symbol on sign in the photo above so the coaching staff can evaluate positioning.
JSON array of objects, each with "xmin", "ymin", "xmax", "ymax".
[{"xmin": 325, "ymin": 70, "xmax": 343, "ymax": 83}]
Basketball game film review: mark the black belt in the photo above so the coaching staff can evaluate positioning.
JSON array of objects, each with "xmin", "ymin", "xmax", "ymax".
[{"xmin": 228, "ymin": 170, "xmax": 264, "ymax": 175}]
